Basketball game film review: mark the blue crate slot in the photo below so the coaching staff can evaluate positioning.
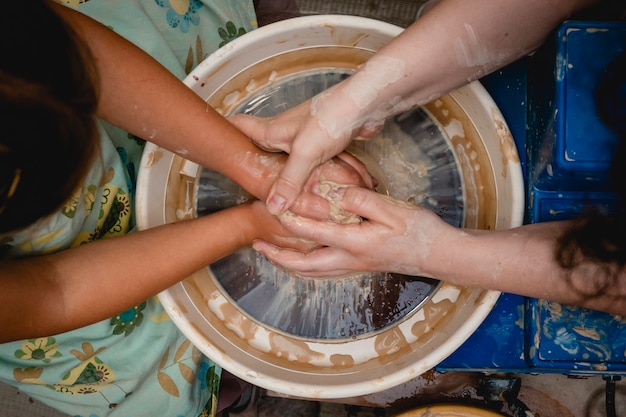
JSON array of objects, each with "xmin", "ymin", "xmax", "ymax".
[
  {"xmin": 531, "ymin": 189, "xmax": 620, "ymax": 223},
  {"xmin": 527, "ymin": 21, "xmax": 626, "ymax": 192},
  {"xmin": 527, "ymin": 299, "xmax": 626, "ymax": 373},
  {"xmin": 556, "ymin": 22, "xmax": 626, "ymax": 172},
  {"xmin": 527, "ymin": 20, "xmax": 626, "ymax": 222},
  {"xmin": 437, "ymin": 293, "xmax": 528, "ymax": 372}
]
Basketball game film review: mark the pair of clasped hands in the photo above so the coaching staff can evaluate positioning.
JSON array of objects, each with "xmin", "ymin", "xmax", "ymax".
[{"xmin": 230, "ymin": 92, "xmax": 446, "ymax": 281}]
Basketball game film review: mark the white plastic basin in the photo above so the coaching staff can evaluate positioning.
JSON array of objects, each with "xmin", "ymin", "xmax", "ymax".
[{"xmin": 136, "ymin": 15, "xmax": 524, "ymax": 399}]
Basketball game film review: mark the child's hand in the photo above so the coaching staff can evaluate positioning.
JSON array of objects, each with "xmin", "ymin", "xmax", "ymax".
[{"xmin": 247, "ymin": 200, "xmax": 318, "ymax": 253}]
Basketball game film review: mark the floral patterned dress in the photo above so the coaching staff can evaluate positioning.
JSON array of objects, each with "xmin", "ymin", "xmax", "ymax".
[{"xmin": 0, "ymin": 1, "xmax": 256, "ymax": 416}]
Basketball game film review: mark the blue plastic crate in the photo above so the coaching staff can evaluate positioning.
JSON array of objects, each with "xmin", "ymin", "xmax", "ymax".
[{"xmin": 440, "ymin": 20, "xmax": 626, "ymax": 375}]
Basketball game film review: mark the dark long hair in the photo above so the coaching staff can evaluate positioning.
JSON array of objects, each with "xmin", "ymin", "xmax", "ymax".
[
  {"xmin": 555, "ymin": 50, "xmax": 626, "ymax": 297},
  {"xmin": 0, "ymin": 0, "xmax": 100, "ymax": 233}
]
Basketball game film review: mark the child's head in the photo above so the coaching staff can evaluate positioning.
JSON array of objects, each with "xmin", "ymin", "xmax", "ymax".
[{"xmin": 0, "ymin": 0, "xmax": 100, "ymax": 233}]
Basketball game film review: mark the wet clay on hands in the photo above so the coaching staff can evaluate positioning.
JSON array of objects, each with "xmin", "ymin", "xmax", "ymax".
[{"xmin": 317, "ymin": 180, "xmax": 362, "ymax": 224}]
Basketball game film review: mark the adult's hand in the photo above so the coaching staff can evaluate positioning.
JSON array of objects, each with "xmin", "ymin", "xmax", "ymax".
[
  {"xmin": 230, "ymin": 86, "xmax": 381, "ymax": 215},
  {"xmin": 252, "ymin": 187, "xmax": 450, "ymax": 277},
  {"xmin": 253, "ymin": 187, "xmax": 626, "ymax": 317},
  {"xmin": 291, "ymin": 151, "xmax": 376, "ymax": 220}
]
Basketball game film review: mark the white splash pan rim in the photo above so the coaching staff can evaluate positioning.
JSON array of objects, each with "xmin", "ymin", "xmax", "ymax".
[{"xmin": 137, "ymin": 14, "xmax": 524, "ymax": 399}]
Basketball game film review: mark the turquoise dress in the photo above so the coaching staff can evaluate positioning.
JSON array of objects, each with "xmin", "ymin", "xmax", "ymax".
[{"xmin": 0, "ymin": 1, "xmax": 256, "ymax": 416}]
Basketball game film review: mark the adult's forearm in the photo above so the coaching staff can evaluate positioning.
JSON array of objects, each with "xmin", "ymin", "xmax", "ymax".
[
  {"xmin": 426, "ymin": 220, "xmax": 626, "ymax": 315},
  {"xmin": 339, "ymin": 0, "xmax": 600, "ymax": 123}
]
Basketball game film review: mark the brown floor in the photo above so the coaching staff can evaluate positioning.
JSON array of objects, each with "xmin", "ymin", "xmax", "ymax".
[
  {"xmin": 2, "ymin": 372, "xmax": 626, "ymax": 417},
  {"xmin": 226, "ymin": 372, "xmax": 626, "ymax": 417},
  {"xmin": 295, "ymin": 0, "xmax": 429, "ymax": 28}
]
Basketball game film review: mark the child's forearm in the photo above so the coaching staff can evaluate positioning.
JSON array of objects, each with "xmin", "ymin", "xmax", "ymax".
[{"xmin": 0, "ymin": 203, "xmax": 257, "ymax": 343}]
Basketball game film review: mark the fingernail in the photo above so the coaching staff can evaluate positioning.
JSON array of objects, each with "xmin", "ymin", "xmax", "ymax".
[
  {"xmin": 252, "ymin": 240, "xmax": 276, "ymax": 256},
  {"xmin": 252, "ymin": 240, "xmax": 263, "ymax": 253},
  {"xmin": 267, "ymin": 195, "xmax": 286, "ymax": 215}
]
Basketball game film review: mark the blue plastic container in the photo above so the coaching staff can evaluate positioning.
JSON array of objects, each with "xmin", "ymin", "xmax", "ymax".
[{"xmin": 439, "ymin": 20, "xmax": 626, "ymax": 375}]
